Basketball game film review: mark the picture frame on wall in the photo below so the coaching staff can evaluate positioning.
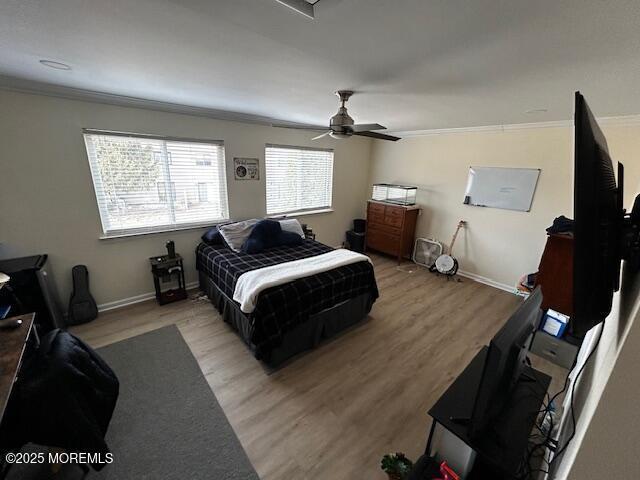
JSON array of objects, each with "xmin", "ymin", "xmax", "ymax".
[{"xmin": 234, "ymin": 157, "xmax": 260, "ymax": 180}]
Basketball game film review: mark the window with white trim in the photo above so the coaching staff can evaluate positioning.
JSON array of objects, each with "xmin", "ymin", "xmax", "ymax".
[
  {"xmin": 265, "ymin": 144, "xmax": 334, "ymax": 215},
  {"xmin": 83, "ymin": 130, "xmax": 229, "ymax": 237}
]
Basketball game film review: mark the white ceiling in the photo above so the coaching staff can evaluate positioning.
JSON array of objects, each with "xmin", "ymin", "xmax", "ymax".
[{"xmin": 1, "ymin": 0, "xmax": 640, "ymax": 132}]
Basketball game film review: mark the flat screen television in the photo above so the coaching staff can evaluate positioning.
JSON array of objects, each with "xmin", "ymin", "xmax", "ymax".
[
  {"xmin": 451, "ymin": 287, "xmax": 543, "ymax": 437},
  {"xmin": 572, "ymin": 92, "xmax": 624, "ymax": 337}
]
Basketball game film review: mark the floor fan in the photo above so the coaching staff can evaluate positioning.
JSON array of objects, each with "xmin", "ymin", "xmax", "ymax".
[
  {"xmin": 435, "ymin": 221, "xmax": 467, "ymax": 276},
  {"xmin": 413, "ymin": 238, "xmax": 444, "ymax": 268}
]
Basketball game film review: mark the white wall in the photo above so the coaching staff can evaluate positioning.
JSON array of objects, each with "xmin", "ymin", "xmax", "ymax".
[
  {"xmin": 369, "ymin": 123, "xmax": 640, "ymax": 289},
  {"xmin": 368, "ymin": 121, "xmax": 640, "ymax": 479},
  {"xmin": 0, "ymin": 90, "xmax": 372, "ymax": 308},
  {"xmin": 552, "ymin": 263, "xmax": 640, "ymax": 479}
]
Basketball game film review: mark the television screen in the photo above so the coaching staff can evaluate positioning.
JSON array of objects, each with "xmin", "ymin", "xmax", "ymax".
[
  {"xmin": 572, "ymin": 91, "xmax": 622, "ymax": 337},
  {"xmin": 468, "ymin": 287, "xmax": 543, "ymax": 438}
]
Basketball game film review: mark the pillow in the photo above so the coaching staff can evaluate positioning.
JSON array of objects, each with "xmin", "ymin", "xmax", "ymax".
[
  {"xmin": 279, "ymin": 219, "xmax": 305, "ymax": 238},
  {"xmin": 242, "ymin": 220, "xmax": 282, "ymax": 254},
  {"xmin": 218, "ymin": 219, "xmax": 260, "ymax": 252},
  {"xmin": 242, "ymin": 220, "xmax": 303, "ymax": 254},
  {"xmin": 201, "ymin": 226, "xmax": 223, "ymax": 245},
  {"xmin": 278, "ymin": 230, "xmax": 304, "ymax": 247}
]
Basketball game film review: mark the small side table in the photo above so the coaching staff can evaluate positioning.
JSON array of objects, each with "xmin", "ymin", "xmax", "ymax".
[{"xmin": 149, "ymin": 254, "xmax": 187, "ymax": 305}]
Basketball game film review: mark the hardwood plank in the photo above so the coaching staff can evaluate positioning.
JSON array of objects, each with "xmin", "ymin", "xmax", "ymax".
[{"xmin": 70, "ymin": 255, "xmax": 551, "ymax": 480}]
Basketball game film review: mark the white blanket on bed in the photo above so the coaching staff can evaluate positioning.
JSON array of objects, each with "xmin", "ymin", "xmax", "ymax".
[{"xmin": 233, "ymin": 249, "xmax": 371, "ymax": 313}]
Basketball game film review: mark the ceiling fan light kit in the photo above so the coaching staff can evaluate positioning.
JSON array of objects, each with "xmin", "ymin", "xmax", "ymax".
[{"xmin": 329, "ymin": 132, "xmax": 351, "ymax": 139}]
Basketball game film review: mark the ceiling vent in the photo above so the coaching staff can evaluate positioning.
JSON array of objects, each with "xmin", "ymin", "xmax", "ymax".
[{"xmin": 275, "ymin": 0, "xmax": 320, "ymax": 19}]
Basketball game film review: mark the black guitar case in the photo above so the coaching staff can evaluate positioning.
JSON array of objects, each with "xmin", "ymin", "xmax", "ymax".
[{"xmin": 67, "ymin": 265, "xmax": 98, "ymax": 325}]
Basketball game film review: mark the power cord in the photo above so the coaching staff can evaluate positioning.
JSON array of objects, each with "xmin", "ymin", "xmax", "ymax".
[
  {"xmin": 518, "ymin": 320, "xmax": 606, "ymax": 479},
  {"xmin": 548, "ymin": 319, "xmax": 606, "ymax": 467}
]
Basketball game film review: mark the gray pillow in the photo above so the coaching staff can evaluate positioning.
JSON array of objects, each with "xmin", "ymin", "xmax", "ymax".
[
  {"xmin": 279, "ymin": 219, "xmax": 305, "ymax": 238},
  {"xmin": 218, "ymin": 219, "xmax": 260, "ymax": 252}
]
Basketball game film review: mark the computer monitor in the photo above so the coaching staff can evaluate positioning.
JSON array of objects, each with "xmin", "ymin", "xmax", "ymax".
[
  {"xmin": 467, "ymin": 287, "xmax": 543, "ymax": 438},
  {"xmin": 572, "ymin": 91, "xmax": 623, "ymax": 337}
]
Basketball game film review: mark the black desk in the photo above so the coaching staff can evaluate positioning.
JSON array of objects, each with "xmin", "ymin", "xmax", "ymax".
[{"xmin": 425, "ymin": 347, "xmax": 551, "ymax": 479}]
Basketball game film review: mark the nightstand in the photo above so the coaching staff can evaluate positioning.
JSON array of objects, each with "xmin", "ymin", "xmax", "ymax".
[
  {"xmin": 149, "ymin": 254, "xmax": 187, "ymax": 305},
  {"xmin": 302, "ymin": 224, "xmax": 316, "ymax": 240}
]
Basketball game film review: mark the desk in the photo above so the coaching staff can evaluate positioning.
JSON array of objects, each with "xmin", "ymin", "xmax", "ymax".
[
  {"xmin": 425, "ymin": 347, "xmax": 551, "ymax": 479},
  {"xmin": 0, "ymin": 313, "xmax": 35, "ymax": 424}
]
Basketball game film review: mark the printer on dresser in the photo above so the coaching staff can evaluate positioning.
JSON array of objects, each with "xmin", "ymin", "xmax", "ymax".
[{"xmin": 365, "ymin": 200, "xmax": 420, "ymax": 263}]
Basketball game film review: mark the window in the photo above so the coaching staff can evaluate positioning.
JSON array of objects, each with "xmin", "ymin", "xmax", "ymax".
[
  {"xmin": 153, "ymin": 150, "xmax": 171, "ymax": 164},
  {"xmin": 197, "ymin": 182, "xmax": 209, "ymax": 203},
  {"xmin": 196, "ymin": 153, "xmax": 213, "ymax": 166},
  {"xmin": 265, "ymin": 144, "xmax": 334, "ymax": 215},
  {"xmin": 84, "ymin": 130, "xmax": 229, "ymax": 237},
  {"xmin": 156, "ymin": 181, "xmax": 175, "ymax": 203}
]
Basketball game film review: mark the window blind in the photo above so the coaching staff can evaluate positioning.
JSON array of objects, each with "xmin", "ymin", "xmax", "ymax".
[
  {"xmin": 265, "ymin": 144, "xmax": 334, "ymax": 215},
  {"xmin": 83, "ymin": 130, "xmax": 229, "ymax": 237}
]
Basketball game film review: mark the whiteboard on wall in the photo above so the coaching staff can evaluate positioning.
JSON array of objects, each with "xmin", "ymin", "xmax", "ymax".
[{"xmin": 463, "ymin": 166, "xmax": 541, "ymax": 212}]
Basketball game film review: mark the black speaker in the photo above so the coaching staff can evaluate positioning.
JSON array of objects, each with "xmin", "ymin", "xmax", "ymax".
[{"xmin": 353, "ymin": 219, "xmax": 366, "ymax": 233}]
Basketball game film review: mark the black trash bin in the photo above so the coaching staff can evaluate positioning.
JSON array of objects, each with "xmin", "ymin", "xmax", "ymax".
[{"xmin": 346, "ymin": 230, "xmax": 366, "ymax": 253}]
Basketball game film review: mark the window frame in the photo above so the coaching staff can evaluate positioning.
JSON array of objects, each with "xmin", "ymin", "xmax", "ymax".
[
  {"xmin": 83, "ymin": 129, "xmax": 229, "ymax": 239},
  {"xmin": 264, "ymin": 143, "xmax": 335, "ymax": 216}
]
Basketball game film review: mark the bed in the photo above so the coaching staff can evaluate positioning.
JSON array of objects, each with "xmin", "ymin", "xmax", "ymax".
[{"xmin": 196, "ymin": 239, "xmax": 379, "ymax": 366}]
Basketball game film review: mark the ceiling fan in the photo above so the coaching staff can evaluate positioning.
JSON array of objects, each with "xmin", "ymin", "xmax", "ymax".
[{"xmin": 273, "ymin": 91, "xmax": 401, "ymax": 141}]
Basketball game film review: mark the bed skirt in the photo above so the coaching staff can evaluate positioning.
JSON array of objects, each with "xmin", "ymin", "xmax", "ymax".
[{"xmin": 198, "ymin": 271, "xmax": 374, "ymax": 367}]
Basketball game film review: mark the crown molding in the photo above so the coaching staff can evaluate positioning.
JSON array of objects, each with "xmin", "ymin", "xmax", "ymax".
[
  {"xmin": 389, "ymin": 115, "xmax": 640, "ymax": 138},
  {"xmin": 389, "ymin": 120, "xmax": 570, "ymax": 137},
  {"xmin": 0, "ymin": 75, "xmax": 294, "ymax": 128},
  {"xmin": 597, "ymin": 114, "xmax": 640, "ymax": 127},
  {"xmin": 3, "ymin": 75, "xmax": 640, "ymax": 135}
]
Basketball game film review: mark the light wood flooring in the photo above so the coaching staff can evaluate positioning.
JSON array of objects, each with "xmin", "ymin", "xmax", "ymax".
[{"xmin": 71, "ymin": 254, "xmax": 563, "ymax": 480}]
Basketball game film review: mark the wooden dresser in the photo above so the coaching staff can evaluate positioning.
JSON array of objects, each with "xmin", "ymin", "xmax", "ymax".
[
  {"xmin": 366, "ymin": 201, "xmax": 420, "ymax": 262},
  {"xmin": 535, "ymin": 233, "xmax": 574, "ymax": 316}
]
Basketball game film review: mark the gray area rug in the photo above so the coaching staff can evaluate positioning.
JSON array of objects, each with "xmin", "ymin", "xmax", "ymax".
[{"xmin": 7, "ymin": 325, "xmax": 259, "ymax": 480}]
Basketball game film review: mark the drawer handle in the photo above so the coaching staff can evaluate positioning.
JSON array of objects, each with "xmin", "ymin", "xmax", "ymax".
[{"xmin": 543, "ymin": 349, "xmax": 558, "ymax": 357}]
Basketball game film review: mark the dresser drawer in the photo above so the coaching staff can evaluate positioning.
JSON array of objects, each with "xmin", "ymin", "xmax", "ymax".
[
  {"xmin": 530, "ymin": 331, "xmax": 579, "ymax": 369},
  {"xmin": 384, "ymin": 206, "xmax": 404, "ymax": 228},
  {"xmin": 369, "ymin": 222, "xmax": 401, "ymax": 236},
  {"xmin": 368, "ymin": 202, "xmax": 386, "ymax": 215},
  {"xmin": 366, "ymin": 227, "xmax": 401, "ymax": 255},
  {"xmin": 368, "ymin": 210, "xmax": 386, "ymax": 226}
]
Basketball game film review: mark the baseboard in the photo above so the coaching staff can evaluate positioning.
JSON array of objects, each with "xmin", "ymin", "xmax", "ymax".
[
  {"xmin": 97, "ymin": 281, "xmax": 199, "ymax": 312},
  {"xmin": 97, "ymin": 272, "xmax": 512, "ymax": 312},
  {"xmin": 457, "ymin": 270, "xmax": 516, "ymax": 295}
]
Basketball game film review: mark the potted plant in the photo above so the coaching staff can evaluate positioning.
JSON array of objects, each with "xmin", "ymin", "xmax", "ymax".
[{"xmin": 381, "ymin": 452, "xmax": 414, "ymax": 480}]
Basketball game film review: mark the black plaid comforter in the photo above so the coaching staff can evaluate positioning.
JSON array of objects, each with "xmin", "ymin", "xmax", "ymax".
[{"xmin": 196, "ymin": 240, "xmax": 378, "ymax": 357}]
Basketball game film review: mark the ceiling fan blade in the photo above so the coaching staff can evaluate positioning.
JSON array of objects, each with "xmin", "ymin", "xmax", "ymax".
[
  {"xmin": 312, "ymin": 131, "xmax": 332, "ymax": 140},
  {"xmin": 272, "ymin": 122, "xmax": 327, "ymax": 131},
  {"xmin": 353, "ymin": 131, "xmax": 401, "ymax": 141},
  {"xmin": 350, "ymin": 123, "xmax": 386, "ymax": 132}
]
